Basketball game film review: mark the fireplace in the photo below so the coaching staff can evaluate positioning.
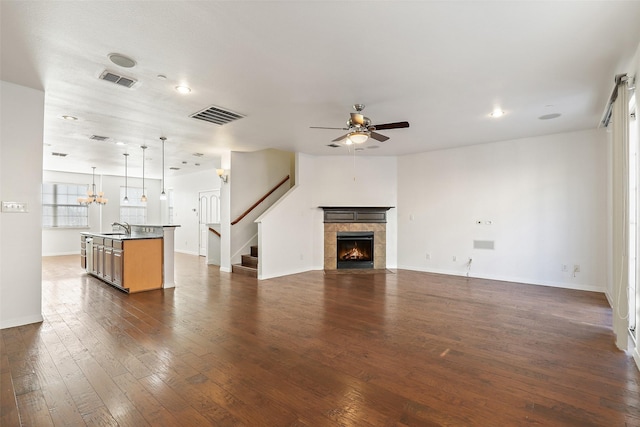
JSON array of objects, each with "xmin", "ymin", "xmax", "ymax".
[
  {"xmin": 337, "ymin": 232, "xmax": 374, "ymax": 269},
  {"xmin": 321, "ymin": 206, "xmax": 393, "ymax": 271}
]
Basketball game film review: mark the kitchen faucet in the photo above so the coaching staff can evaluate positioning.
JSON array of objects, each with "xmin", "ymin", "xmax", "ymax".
[{"xmin": 111, "ymin": 221, "xmax": 131, "ymax": 235}]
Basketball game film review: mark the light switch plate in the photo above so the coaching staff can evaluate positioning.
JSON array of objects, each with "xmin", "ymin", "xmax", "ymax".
[{"xmin": 1, "ymin": 201, "xmax": 28, "ymax": 213}]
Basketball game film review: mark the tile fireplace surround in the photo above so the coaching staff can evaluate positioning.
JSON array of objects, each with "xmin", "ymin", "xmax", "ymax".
[{"xmin": 321, "ymin": 207, "xmax": 393, "ymax": 271}]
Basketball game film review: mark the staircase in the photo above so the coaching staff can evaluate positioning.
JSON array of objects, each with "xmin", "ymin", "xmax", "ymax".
[{"xmin": 232, "ymin": 245, "xmax": 258, "ymax": 277}]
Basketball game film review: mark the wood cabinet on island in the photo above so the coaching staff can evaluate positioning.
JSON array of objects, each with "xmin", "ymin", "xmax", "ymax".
[{"xmin": 81, "ymin": 224, "xmax": 179, "ymax": 293}]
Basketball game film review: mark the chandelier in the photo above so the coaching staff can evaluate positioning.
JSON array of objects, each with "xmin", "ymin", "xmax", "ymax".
[{"xmin": 78, "ymin": 166, "xmax": 108, "ymax": 205}]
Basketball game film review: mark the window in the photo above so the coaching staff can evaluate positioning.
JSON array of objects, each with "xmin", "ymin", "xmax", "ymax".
[
  {"xmin": 42, "ymin": 182, "xmax": 89, "ymax": 228},
  {"xmin": 119, "ymin": 186, "xmax": 146, "ymax": 224}
]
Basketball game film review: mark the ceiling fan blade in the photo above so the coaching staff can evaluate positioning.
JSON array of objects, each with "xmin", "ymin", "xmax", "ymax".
[
  {"xmin": 369, "ymin": 132, "xmax": 389, "ymax": 142},
  {"xmin": 350, "ymin": 113, "xmax": 365, "ymax": 125},
  {"xmin": 372, "ymin": 121, "xmax": 410, "ymax": 131},
  {"xmin": 310, "ymin": 126, "xmax": 348, "ymax": 130},
  {"xmin": 332, "ymin": 134, "xmax": 349, "ymax": 142}
]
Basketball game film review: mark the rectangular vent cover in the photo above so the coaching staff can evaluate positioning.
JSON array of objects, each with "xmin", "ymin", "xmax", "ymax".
[
  {"xmin": 473, "ymin": 240, "xmax": 495, "ymax": 250},
  {"xmin": 169, "ymin": 167, "xmax": 180, "ymax": 170},
  {"xmin": 89, "ymin": 135, "xmax": 109, "ymax": 141},
  {"xmin": 190, "ymin": 105, "xmax": 245, "ymax": 125},
  {"xmin": 51, "ymin": 152, "xmax": 68, "ymax": 157},
  {"xmin": 99, "ymin": 70, "xmax": 137, "ymax": 88}
]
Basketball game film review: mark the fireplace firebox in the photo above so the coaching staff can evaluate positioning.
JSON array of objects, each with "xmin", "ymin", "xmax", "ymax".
[{"xmin": 337, "ymin": 232, "xmax": 374, "ymax": 269}]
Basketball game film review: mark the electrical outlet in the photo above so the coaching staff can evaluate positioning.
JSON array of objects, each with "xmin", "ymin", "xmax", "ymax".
[
  {"xmin": 562, "ymin": 264, "xmax": 568, "ymax": 272},
  {"xmin": 574, "ymin": 264, "xmax": 580, "ymax": 273},
  {"xmin": 426, "ymin": 253, "xmax": 431, "ymax": 260},
  {"xmin": 1, "ymin": 201, "xmax": 28, "ymax": 213},
  {"xmin": 452, "ymin": 255, "xmax": 457, "ymax": 262}
]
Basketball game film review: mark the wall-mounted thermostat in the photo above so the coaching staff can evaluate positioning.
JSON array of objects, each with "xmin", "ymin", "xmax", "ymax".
[{"xmin": 1, "ymin": 201, "xmax": 28, "ymax": 213}]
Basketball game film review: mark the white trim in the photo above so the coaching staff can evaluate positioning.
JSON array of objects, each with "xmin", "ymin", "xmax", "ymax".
[
  {"xmin": 231, "ymin": 232, "xmax": 258, "ymax": 260},
  {"xmin": 42, "ymin": 251, "xmax": 79, "ymax": 257},
  {"xmin": 397, "ymin": 265, "xmax": 606, "ymax": 293},
  {"xmin": 175, "ymin": 249, "xmax": 199, "ymax": 256},
  {"xmin": 1, "ymin": 314, "xmax": 43, "ymax": 330}
]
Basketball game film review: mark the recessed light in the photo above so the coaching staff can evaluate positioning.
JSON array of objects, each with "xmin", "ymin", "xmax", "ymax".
[
  {"xmin": 108, "ymin": 53, "xmax": 136, "ymax": 68},
  {"xmin": 175, "ymin": 85, "xmax": 191, "ymax": 94},
  {"xmin": 538, "ymin": 113, "xmax": 562, "ymax": 120},
  {"xmin": 115, "ymin": 141, "xmax": 126, "ymax": 146},
  {"xmin": 489, "ymin": 108, "xmax": 505, "ymax": 118},
  {"xmin": 61, "ymin": 115, "xmax": 78, "ymax": 121},
  {"xmin": 157, "ymin": 74, "xmax": 167, "ymax": 80},
  {"xmin": 195, "ymin": 163, "xmax": 200, "ymax": 166}
]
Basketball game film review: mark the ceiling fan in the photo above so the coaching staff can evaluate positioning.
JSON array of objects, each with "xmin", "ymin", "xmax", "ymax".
[{"xmin": 310, "ymin": 104, "xmax": 410, "ymax": 145}]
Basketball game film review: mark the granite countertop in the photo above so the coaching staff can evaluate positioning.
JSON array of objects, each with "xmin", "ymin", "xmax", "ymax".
[{"xmin": 81, "ymin": 232, "xmax": 162, "ymax": 240}]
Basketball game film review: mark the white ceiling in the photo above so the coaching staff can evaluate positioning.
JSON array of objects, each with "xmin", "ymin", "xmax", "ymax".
[{"xmin": 2, "ymin": 1, "xmax": 640, "ymax": 179}]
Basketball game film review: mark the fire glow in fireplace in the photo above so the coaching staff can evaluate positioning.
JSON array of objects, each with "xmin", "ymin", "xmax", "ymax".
[{"xmin": 337, "ymin": 231, "xmax": 374, "ymax": 269}]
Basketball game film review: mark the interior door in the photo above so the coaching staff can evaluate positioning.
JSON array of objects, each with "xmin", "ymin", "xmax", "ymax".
[{"xmin": 198, "ymin": 190, "xmax": 220, "ymax": 257}]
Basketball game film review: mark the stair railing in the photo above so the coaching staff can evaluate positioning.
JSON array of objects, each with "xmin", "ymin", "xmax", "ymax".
[
  {"xmin": 230, "ymin": 175, "xmax": 290, "ymax": 225},
  {"xmin": 208, "ymin": 227, "xmax": 221, "ymax": 238}
]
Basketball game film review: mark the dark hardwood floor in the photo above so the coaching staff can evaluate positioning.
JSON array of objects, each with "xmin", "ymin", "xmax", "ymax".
[{"xmin": 2, "ymin": 254, "xmax": 639, "ymax": 426}]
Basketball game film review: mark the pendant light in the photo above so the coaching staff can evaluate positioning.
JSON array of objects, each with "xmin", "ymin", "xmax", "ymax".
[
  {"xmin": 159, "ymin": 136, "xmax": 167, "ymax": 200},
  {"xmin": 78, "ymin": 166, "xmax": 108, "ymax": 205},
  {"xmin": 140, "ymin": 145, "xmax": 148, "ymax": 203},
  {"xmin": 123, "ymin": 153, "xmax": 129, "ymax": 204}
]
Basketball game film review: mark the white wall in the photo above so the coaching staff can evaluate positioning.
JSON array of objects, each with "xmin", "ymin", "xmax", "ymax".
[
  {"xmin": 230, "ymin": 149, "xmax": 293, "ymax": 264},
  {"xmin": 257, "ymin": 153, "xmax": 398, "ymax": 279},
  {"xmin": 257, "ymin": 153, "xmax": 316, "ymax": 279},
  {"xmin": 166, "ymin": 168, "xmax": 219, "ymax": 255},
  {"xmin": 310, "ymin": 155, "xmax": 399, "ymax": 269},
  {"xmin": 397, "ymin": 129, "xmax": 608, "ymax": 291},
  {"xmin": 42, "ymin": 170, "xmax": 161, "ymax": 256},
  {"xmin": 1, "ymin": 81, "xmax": 44, "ymax": 328}
]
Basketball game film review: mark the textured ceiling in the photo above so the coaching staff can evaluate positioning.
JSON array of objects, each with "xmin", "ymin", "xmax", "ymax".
[{"xmin": 2, "ymin": 1, "xmax": 640, "ymax": 179}]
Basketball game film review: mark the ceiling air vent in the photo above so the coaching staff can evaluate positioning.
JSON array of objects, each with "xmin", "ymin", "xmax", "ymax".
[
  {"xmin": 99, "ymin": 70, "xmax": 137, "ymax": 88},
  {"xmin": 190, "ymin": 105, "xmax": 245, "ymax": 125},
  {"xmin": 51, "ymin": 152, "xmax": 68, "ymax": 157},
  {"xmin": 89, "ymin": 135, "xmax": 109, "ymax": 141},
  {"xmin": 169, "ymin": 167, "xmax": 180, "ymax": 171}
]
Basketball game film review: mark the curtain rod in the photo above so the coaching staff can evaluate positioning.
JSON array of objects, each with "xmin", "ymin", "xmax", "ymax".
[{"xmin": 600, "ymin": 73, "xmax": 628, "ymax": 128}]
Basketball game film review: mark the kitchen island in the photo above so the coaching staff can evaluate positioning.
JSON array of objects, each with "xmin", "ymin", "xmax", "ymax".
[{"xmin": 81, "ymin": 224, "xmax": 179, "ymax": 293}]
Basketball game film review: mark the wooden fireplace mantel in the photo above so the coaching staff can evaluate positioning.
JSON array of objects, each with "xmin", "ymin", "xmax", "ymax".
[{"xmin": 319, "ymin": 206, "xmax": 394, "ymax": 224}]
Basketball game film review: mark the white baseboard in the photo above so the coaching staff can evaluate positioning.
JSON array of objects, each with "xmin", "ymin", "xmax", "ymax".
[
  {"xmin": 1, "ymin": 313, "xmax": 44, "ymax": 330},
  {"xmin": 42, "ymin": 251, "xmax": 79, "ymax": 257},
  {"xmin": 396, "ymin": 265, "xmax": 606, "ymax": 293},
  {"xmin": 174, "ymin": 249, "xmax": 200, "ymax": 256}
]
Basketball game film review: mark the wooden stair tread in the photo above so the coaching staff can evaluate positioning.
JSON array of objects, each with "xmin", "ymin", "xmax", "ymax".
[
  {"xmin": 232, "ymin": 264, "xmax": 257, "ymax": 277},
  {"xmin": 241, "ymin": 254, "xmax": 258, "ymax": 268}
]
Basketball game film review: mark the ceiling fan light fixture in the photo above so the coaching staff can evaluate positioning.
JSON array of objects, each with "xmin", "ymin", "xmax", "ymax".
[
  {"xmin": 490, "ymin": 108, "xmax": 505, "ymax": 118},
  {"xmin": 348, "ymin": 132, "xmax": 369, "ymax": 144}
]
